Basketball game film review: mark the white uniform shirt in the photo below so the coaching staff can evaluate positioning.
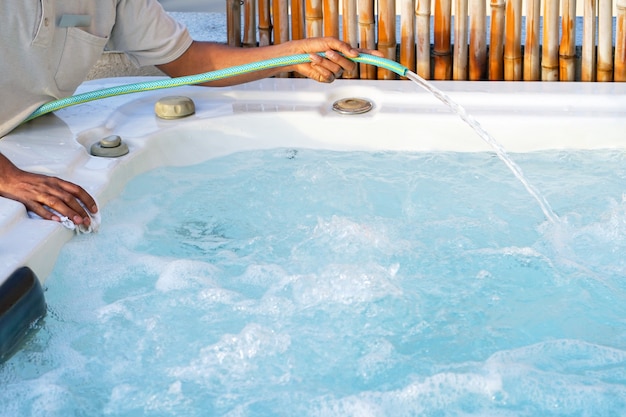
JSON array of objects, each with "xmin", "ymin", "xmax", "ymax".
[{"xmin": 0, "ymin": 0, "xmax": 193, "ymax": 137}]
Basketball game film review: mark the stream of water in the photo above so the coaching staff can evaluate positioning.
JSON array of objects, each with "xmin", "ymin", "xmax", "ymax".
[{"xmin": 405, "ymin": 70, "xmax": 561, "ymax": 224}]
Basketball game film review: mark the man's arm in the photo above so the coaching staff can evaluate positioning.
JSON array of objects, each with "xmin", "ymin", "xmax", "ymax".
[{"xmin": 157, "ymin": 37, "xmax": 379, "ymax": 85}]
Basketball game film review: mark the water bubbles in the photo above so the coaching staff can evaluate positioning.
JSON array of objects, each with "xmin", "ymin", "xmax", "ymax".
[
  {"xmin": 7, "ymin": 149, "xmax": 626, "ymax": 416},
  {"xmin": 155, "ymin": 259, "xmax": 219, "ymax": 292}
]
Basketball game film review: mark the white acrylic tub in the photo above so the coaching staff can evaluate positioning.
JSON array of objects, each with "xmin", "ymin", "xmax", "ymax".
[{"xmin": 1, "ymin": 78, "xmax": 625, "ymax": 289}]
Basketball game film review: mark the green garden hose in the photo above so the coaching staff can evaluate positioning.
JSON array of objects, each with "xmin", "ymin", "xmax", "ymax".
[{"xmin": 24, "ymin": 53, "xmax": 408, "ymax": 123}]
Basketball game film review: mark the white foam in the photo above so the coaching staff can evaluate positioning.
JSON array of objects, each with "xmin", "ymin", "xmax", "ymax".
[
  {"xmin": 155, "ymin": 259, "xmax": 219, "ymax": 292},
  {"xmin": 277, "ymin": 263, "xmax": 403, "ymax": 309},
  {"xmin": 169, "ymin": 323, "xmax": 291, "ymax": 387}
]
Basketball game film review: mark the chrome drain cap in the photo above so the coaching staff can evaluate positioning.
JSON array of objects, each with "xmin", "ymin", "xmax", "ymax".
[{"xmin": 332, "ymin": 98, "xmax": 373, "ymax": 115}]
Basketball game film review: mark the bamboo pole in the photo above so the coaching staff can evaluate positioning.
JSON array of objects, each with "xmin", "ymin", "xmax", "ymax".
[
  {"xmin": 292, "ymin": 0, "xmax": 305, "ymax": 41},
  {"xmin": 469, "ymin": 0, "xmax": 487, "ymax": 80},
  {"xmin": 400, "ymin": 0, "xmax": 417, "ymax": 73},
  {"xmin": 489, "ymin": 0, "xmax": 505, "ymax": 80},
  {"xmin": 243, "ymin": 0, "xmax": 257, "ymax": 47},
  {"xmin": 434, "ymin": 0, "xmax": 453, "ymax": 79},
  {"xmin": 378, "ymin": 0, "xmax": 398, "ymax": 79},
  {"xmin": 597, "ymin": 0, "xmax": 613, "ymax": 81},
  {"xmin": 273, "ymin": 0, "xmax": 290, "ymax": 77},
  {"xmin": 258, "ymin": 0, "xmax": 272, "ymax": 46},
  {"xmin": 559, "ymin": 0, "xmax": 577, "ymax": 80},
  {"xmin": 291, "ymin": 0, "xmax": 305, "ymax": 80},
  {"xmin": 358, "ymin": 0, "xmax": 377, "ymax": 78},
  {"xmin": 343, "ymin": 0, "xmax": 360, "ymax": 78},
  {"xmin": 226, "ymin": 0, "xmax": 242, "ymax": 46},
  {"xmin": 415, "ymin": 0, "xmax": 432, "ymax": 78},
  {"xmin": 504, "ymin": 0, "xmax": 523, "ymax": 80},
  {"xmin": 453, "ymin": 0, "xmax": 469, "ymax": 79},
  {"xmin": 274, "ymin": 0, "xmax": 290, "ymax": 44},
  {"xmin": 324, "ymin": 0, "xmax": 340, "ymax": 38},
  {"xmin": 617, "ymin": 0, "xmax": 626, "ymax": 81},
  {"xmin": 523, "ymin": 0, "xmax": 541, "ymax": 80},
  {"xmin": 306, "ymin": 0, "xmax": 324, "ymax": 38},
  {"xmin": 581, "ymin": 0, "xmax": 597, "ymax": 81},
  {"xmin": 542, "ymin": 0, "xmax": 560, "ymax": 80}
]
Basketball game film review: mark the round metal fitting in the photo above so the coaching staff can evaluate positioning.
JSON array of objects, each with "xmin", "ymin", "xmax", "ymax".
[
  {"xmin": 332, "ymin": 98, "xmax": 373, "ymax": 115},
  {"xmin": 90, "ymin": 135, "xmax": 129, "ymax": 158},
  {"xmin": 155, "ymin": 96, "xmax": 196, "ymax": 119}
]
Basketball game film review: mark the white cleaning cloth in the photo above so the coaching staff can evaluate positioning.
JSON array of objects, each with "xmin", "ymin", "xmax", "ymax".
[
  {"xmin": 29, "ymin": 201, "xmax": 101, "ymax": 234},
  {"xmin": 57, "ymin": 210, "xmax": 101, "ymax": 234}
]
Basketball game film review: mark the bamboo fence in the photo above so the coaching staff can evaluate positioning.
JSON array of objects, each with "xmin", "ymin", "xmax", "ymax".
[{"xmin": 228, "ymin": 0, "xmax": 626, "ymax": 81}]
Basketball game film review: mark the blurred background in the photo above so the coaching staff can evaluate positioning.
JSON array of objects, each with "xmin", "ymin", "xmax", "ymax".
[{"xmin": 158, "ymin": 0, "xmax": 226, "ymax": 13}]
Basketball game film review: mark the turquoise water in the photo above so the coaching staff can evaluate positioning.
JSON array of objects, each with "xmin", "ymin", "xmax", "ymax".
[{"xmin": 3, "ymin": 149, "xmax": 626, "ymax": 416}]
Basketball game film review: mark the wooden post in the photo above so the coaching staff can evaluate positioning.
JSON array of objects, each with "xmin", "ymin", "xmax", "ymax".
[
  {"xmin": 489, "ymin": 0, "xmax": 505, "ymax": 80},
  {"xmin": 434, "ymin": 0, "xmax": 453, "ymax": 79},
  {"xmin": 343, "ymin": 0, "xmax": 360, "ymax": 78},
  {"xmin": 559, "ymin": 0, "xmax": 577, "ymax": 80},
  {"xmin": 324, "ymin": 0, "xmax": 340, "ymax": 37},
  {"xmin": 226, "ymin": 0, "xmax": 242, "ymax": 46},
  {"xmin": 378, "ymin": 0, "xmax": 398, "ymax": 79},
  {"xmin": 273, "ymin": 0, "xmax": 290, "ymax": 77},
  {"xmin": 597, "ymin": 0, "xmax": 613, "ymax": 81},
  {"xmin": 273, "ymin": 0, "xmax": 290, "ymax": 44},
  {"xmin": 291, "ymin": 0, "xmax": 305, "ymax": 81},
  {"xmin": 453, "ymin": 0, "xmax": 469, "ymax": 79},
  {"xmin": 581, "ymin": 0, "xmax": 597, "ymax": 81},
  {"xmin": 469, "ymin": 0, "xmax": 487, "ymax": 80},
  {"xmin": 542, "ymin": 0, "xmax": 559, "ymax": 80},
  {"xmin": 400, "ymin": 0, "xmax": 417, "ymax": 73},
  {"xmin": 243, "ymin": 0, "xmax": 257, "ymax": 47},
  {"xmin": 358, "ymin": 0, "xmax": 377, "ymax": 79},
  {"xmin": 523, "ymin": 0, "xmax": 541, "ymax": 80},
  {"xmin": 291, "ymin": 0, "xmax": 305, "ymax": 41},
  {"xmin": 504, "ymin": 0, "xmax": 522, "ymax": 80},
  {"xmin": 617, "ymin": 0, "xmax": 626, "ymax": 81},
  {"xmin": 306, "ymin": 0, "xmax": 324, "ymax": 38},
  {"xmin": 416, "ymin": 0, "xmax": 432, "ymax": 78},
  {"xmin": 258, "ymin": 0, "xmax": 272, "ymax": 46}
]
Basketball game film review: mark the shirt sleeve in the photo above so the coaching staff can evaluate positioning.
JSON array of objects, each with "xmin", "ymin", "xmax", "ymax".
[{"xmin": 107, "ymin": 0, "xmax": 193, "ymax": 67}]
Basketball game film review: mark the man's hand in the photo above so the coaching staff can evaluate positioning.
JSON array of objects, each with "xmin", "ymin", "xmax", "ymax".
[
  {"xmin": 287, "ymin": 37, "xmax": 383, "ymax": 82},
  {"xmin": 0, "ymin": 153, "xmax": 98, "ymax": 226}
]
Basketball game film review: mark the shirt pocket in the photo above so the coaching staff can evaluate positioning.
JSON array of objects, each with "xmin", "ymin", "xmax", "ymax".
[{"xmin": 54, "ymin": 27, "xmax": 109, "ymax": 94}]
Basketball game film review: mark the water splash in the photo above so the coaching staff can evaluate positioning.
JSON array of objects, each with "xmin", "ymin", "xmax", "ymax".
[{"xmin": 405, "ymin": 70, "xmax": 560, "ymax": 224}]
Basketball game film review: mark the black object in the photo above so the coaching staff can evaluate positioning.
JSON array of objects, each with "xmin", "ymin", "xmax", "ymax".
[{"xmin": 0, "ymin": 266, "xmax": 47, "ymax": 363}]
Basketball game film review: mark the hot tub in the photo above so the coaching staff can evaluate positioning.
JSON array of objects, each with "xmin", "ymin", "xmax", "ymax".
[{"xmin": 0, "ymin": 77, "xmax": 625, "ymax": 362}]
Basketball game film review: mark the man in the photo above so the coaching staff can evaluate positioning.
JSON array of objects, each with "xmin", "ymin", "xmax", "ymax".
[{"xmin": 0, "ymin": 0, "xmax": 379, "ymax": 228}]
